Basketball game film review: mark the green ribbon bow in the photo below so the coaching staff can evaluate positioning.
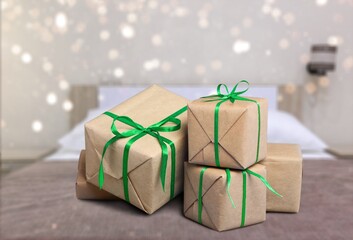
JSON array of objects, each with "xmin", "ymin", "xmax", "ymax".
[
  {"xmin": 198, "ymin": 167, "xmax": 236, "ymax": 224},
  {"xmin": 202, "ymin": 80, "xmax": 261, "ymax": 167},
  {"xmin": 98, "ymin": 106, "xmax": 187, "ymax": 203},
  {"xmin": 197, "ymin": 167, "xmax": 282, "ymax": 226}
]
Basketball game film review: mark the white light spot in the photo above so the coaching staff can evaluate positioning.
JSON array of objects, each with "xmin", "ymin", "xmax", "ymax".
[
  {"xmin": 262, "ymin": 4, "xmax": 271, "ymax": 14},
  {"xmin": 210, "ymin": 60, "xmax": 223, "ymax": 71},
  {"xmin": 2, "ymin": 1, "xmax": 8, "ymax": 11},
  {"xmin": 113, "ymin": 68, "xmax": 124, "ymax": 78},
  {"xmin": 32, "ymin": 120, "xmax": 43, "ymax": 132},
  {"xmin": 121, "ymin": 24, "xmax": 135, "ymax": 39},
  {"xmin": 271, "ymin": 8, "xmax": 282, "ymax": 20},
  {"xmin": 284, "ymin": 83, "xmax": 297, "ymax": 95},
  {"xmin": 161, "ymin": 61, "xmax": 171, "ymax": 72},
  {"xmin": 55, "ymin": 12, "xmax": 68, "ymax": 29},
  {"xmin": 279, "ymin": 38, "xmax": 290, "ymax": 49},
  {"xmin": 62, "ymin": 100, "xmax": 73, "ymax": 111},
  {"xmin": 198, "ymin": 18, "xmax": 209, "ymax": 29},
  {"xmin": 43, "ymin": 61, "xmax": 53, "ymax": 73},
  {"xmin": 242, "ymin": 18, "xmax": 253, "ymax": 28},
  {"xmin": 283, "ymin": 12, "xmax": 295, "ymax": 25},
  {"xmin": 233, "ymin": 40, "xmax": 251, "ymax": 54},
  {"xmin": 148, "ymin": 0, "xmax": 158, "ymax": 9},
  {"xmin": 327, "ymin": 35, "xmax": 343, "ymax": 46},
  {"xmin": 97, "ymin": 5, "xmax": 107, "ymax": 15},
  {"xmin": 343, "ymin": 56, "xmax": 353, "ymax": 71},
  {"xmin": 108, "ymin": 49, "xmax": 119, "ymax": 60},
  {"xmin": 195, "ymin": 65, "xmax": 206, "ymax": 76},
  {"xmin": 305, "ymin": 82, "xmax": 317, "ymax": 95},
  {"xmin": 265, "ymin": 49, "xmax": 272, "ymax": 56},
  {"xmin": 144, "ymin": 59, "xmax": 160, "ymax": 71},
  {"xmin": 230, "ymin": 27, "xmax": 240, "ymax": 37},
  {"xmin": 1, "ymin": 119, "xmax": 5, "ymax": 128},
  {"xmin": 316, "ymin": 0, "xmax": 328, "ymax": 7},
  {"xmin": 100, "ymin": 30, "xmax": 110, "ymax": 41},
  {"xmin": 300, "ymin": 53, "xmax": 310, "ymax": 64},
  {"xmin": 46, "ymin": 92, "xmax": 57, "ymax": 105},
  {"xmin": 59, "ymin": 80, "xmax": 69, "ymax": 90},
  {"xmin": 127, "ymin": 13, "xmax": 137, "ymax": 23},
  {"xmin": 151, "ymin": 34, "xmax": 162, "ymax": 46},
  {"xmin": 174, "ymin": 7, "xmax": 188, "ymax": 17},
  {"xmin": 318, "ymin": 76, "xmax": 330, "ymax": 88},
  {"xmin": 21, "ymin": 53, "xmax": 32, "ymax": 64},
  {"xmin": 51, "ymin": 223, "xmax": 58, "ymax": 230},
  {"xmin": 11, "ymin": 45, "xmax": 22, "ymax": 55}
]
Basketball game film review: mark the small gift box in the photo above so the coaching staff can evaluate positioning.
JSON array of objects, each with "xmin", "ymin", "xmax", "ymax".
[
  {"xmin": 261, "ymin": 143, "xmax": 302, "ymax": 213},
  {"xmin": 188, "ymin": 81, "xmax": 268, "ymax": 169},
  {"xmin": 184, "ymin": 162, "xmax": 281, "ymax": 231},
  {"xmin": 76, "ymin": 150, "xmax": 118, "ymax": 200},
  {"xmin": 85, "ymin": 85, "xmax": 188, "ymax": 214}
]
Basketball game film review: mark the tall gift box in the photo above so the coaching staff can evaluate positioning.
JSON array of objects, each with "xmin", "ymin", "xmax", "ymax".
[
  {"xmin": 184, "ymin": 162, "xmax": 277, "ymax": 231},
  {"xmin": 188, "ymin": 81, "xmax": 268, "ymax": 169},
  {"xmin": 261, "ymin": 143, "xmax": 302, "ymax": 213},
  {"xmin": 85, "ymin": 85, "xmax": 188, "ymax": 214}
]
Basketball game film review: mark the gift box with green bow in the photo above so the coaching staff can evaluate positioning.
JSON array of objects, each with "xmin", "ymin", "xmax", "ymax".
[
  {"xmin": 188, "ymin": 81, "xmax": 268, "ymax": 169},
  {"xmin": 184, "ymin": 162, "xmax": 281, "ymax": 231},
  {"xmin": 84, "ymin": 85, "xmax": 188, "ymax": 214}
]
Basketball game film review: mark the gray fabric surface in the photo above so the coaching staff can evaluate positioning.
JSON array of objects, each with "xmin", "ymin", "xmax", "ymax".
[{"xmin": 1, "ymin": 160, "xmax": 353, "ymax": 240}]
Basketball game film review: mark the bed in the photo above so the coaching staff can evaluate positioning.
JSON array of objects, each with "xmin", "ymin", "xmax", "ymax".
[{"xmin": 46, "ymin": 84, "xmax": 334, "ymax": 161}]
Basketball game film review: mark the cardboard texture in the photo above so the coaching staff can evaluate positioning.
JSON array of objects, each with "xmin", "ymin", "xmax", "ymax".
[
  {"xmin": 85, "ymin": 85, "xmax": 188, "ymax": 214},
  {"xmin": 184, "ymin": 162, "xmax": 266, "ymax": 231},
  {"xmin": 76, "ymin": 150, "xmax": 118, "ymax": 200},
  {"xmin": 188, "ymin": 97, "xmax": 268, "ymax": 169},
  {"xmin": 261, "ymin": 143, "xmax": 302, "ymax": 213}
]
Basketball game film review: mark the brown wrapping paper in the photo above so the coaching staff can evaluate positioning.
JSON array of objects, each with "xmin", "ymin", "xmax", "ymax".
[
  {"xmin": 85, "ymin": 85, "xmax": 188, "ymax": 214},
  {"xmin": 76, "ymin": 150, "xmax": 118, "ymax": 200},
  {"xmin": 187, "ymin": 97, "xmax": 268, "ymax": 169},
  {"xmin": 261, "ymin": 143, "xmax": 302, "ymax": 213},
  {"xmin": 184, "ymin": 162, "xmax": 266, "ymax": 231}
]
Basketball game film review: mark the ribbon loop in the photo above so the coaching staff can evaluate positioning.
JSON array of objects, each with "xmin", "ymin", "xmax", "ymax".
[{"xmin": 98, "ymin": 106, "xmax": 187, "ymax": 202}]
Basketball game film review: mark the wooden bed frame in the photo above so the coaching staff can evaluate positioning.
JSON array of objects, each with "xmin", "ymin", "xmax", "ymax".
[{"xmin": 68, "ymin": 84, "xmax": 303, "ymax": 129}]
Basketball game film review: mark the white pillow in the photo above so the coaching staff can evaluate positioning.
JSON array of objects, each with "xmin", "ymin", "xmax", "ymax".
[
  {"xmin": 59, "ymin": 109, "xmax": 327, "ymax": 152},
  {"xmin": 268, "ymin": 110, "xmax": 327, "ymax": 151}
]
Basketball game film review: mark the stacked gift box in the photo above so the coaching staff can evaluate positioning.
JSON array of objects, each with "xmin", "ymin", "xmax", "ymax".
[{"xmin": 76, "ymin": 83, "xmax": 302, "ymax": 231}]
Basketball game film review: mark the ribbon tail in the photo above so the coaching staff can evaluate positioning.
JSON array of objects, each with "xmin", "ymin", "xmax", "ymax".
[
  {"xmin": 245, "ymin": 169, "xmax": 282, "ymax": 197},
  {"xmin": 198, "ymin": 167, "xmax": 208, "ymax": 224},
  {"xmin": 225, "ymin": 169, "xmax": 236, "ymax": 208},
  {"xmin": 98, "ymin": 135, "xmax": 121, "ymax": 189},
  {"xmin": 159, "ymin": 141, "xmax": 169, "ymax": 192}
]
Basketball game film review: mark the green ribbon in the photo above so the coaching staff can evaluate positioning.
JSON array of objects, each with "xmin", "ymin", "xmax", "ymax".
[
  {"xmin": 98, "ymin": 106, "xmax": 187, "ymax": 203},
  {"xmin": 202, "ymin": 80, "xmax": 261, "ymax": 167},
  {"xmin": 198, "ymin": 167, "xmax": 236, "ymax": 224},
  {"xmin": 240, "ymin": 169, "xmax": 282, "ymax": 227},
  {"xmin": 197, "ymin": 167, "xmax": 282, "ymax": 226}
]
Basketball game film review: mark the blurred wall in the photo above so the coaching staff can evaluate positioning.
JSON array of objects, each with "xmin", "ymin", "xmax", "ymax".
[{"xmin": 1, "ymin": 0, "xmax": 353, "ymax": 149}]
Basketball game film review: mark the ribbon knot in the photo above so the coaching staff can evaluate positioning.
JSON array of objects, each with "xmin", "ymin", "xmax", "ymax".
[
  {"xmin": 202, "ymin": 80, "xmax": 261, "ymax": 167},
  {"xmin": 99, "ymin": 106, "xmax": 187, "ymax": 203}
]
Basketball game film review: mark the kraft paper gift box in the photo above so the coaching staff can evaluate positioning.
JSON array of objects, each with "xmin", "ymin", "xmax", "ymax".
[
  {"xmin": 85, "ymin": 85, "xmax": 188, "ymax": 214},
  {"xmin": 76, "ymin": 150, "xmax": 118, "ymax": 200},
  {"xmin": 188, "ymin": 92, "xmax": 268, "ymax": 169},
  {"xmin": 184, "ymin": 162, "xmax": 270, "ymax": 231},
  {"xmin": 261, "ymin": 143, "xmax": 302, "ymax": 213}
]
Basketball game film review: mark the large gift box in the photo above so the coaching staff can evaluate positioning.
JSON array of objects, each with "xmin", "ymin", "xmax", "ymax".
[
  {"xmin": 188, "ymin": 84, "xmax": 268, "ymax": 169},
  {"xmin": 76, "ymin": 150, "xmax": 118, "ymax": 200},
  {"xmin": 184, "ymin": 162, "xmax": 273, "ymax": 231},
  {"xmin": 85, "ymin": 85, "xmax": 188, "ymax": 214},
  {"xmin": 261, "ymin": 143, "xmax": 302, "ymax": 213}
]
